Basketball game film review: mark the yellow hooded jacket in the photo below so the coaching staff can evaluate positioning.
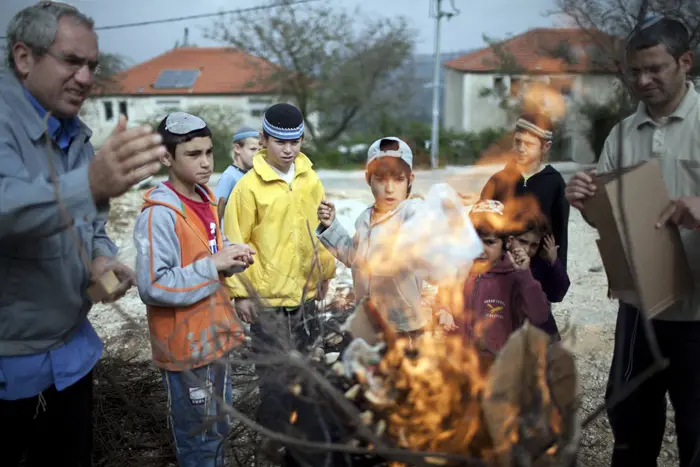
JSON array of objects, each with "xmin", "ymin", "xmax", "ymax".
[{"xmin": 223, "ymin": 150, "xmax": 336, "ymax": 307}]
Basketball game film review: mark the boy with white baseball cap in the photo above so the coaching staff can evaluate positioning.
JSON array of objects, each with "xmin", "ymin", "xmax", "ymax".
[{"xmin": 317, "ymin": 136, "xmax": 430, "ymax": 336}]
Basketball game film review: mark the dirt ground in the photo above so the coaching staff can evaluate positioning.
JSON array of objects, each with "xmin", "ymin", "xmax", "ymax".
[{"xmin": 90, "ymin": 184, "xmax": 680, "ymax": 467}]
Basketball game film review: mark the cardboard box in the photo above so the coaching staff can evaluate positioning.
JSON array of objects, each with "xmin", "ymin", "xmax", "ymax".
[{"xmin": 583, "ymin": 158, "xmax": 692, "ymax": 317}]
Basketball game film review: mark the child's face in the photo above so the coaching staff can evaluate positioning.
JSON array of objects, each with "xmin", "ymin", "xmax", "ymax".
[
  {"xmin": 512, "ymin": 130, "xmax": 551, "ymax": 167},
  {"xmin": 476, "ymin": 233, "xmax": 504, "ymax": 265},
  {"xmin": 508, "ymin": 231, "xmax": 542, "ymax": 258},
  {"xmin": 233, "ymin": 137, "xmax": 259, "ymax": 171},
  {"xmin": 263, "ymin": 135, "xmax": 302, "ymax": 173},
  {"xmin": 165, "ymin": 136, "xmax": 214, "ymax": 186},
  {"xmin": 367, "ymin": 158, "xmax": 414, "ymax": 212}
]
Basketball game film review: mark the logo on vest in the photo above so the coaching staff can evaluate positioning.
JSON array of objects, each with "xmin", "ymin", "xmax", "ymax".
[
  {"xmin": 209, "ymin": 222, "xmax": 218, "ymax": 253},
  {"xmin": 484, "ymin": 299, "xmax": 505, "ymax": 319}
]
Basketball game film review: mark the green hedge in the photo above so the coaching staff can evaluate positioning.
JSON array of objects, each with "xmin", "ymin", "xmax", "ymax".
[{"xmin": 308, "ymin": 123, "xmax": 511, "ymax": 169}]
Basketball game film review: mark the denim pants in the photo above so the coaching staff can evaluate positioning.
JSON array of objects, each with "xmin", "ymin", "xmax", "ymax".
[
  {"xmin": 161, "ymin": 362, "xmax": 232, "ymax": 467},
  {"xmin": 606, "ymin": 303, "xmax": 700, "ymax": 467}
]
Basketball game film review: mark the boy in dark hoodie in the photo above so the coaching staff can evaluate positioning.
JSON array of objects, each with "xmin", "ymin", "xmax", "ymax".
[
  {"xmin": 436, "ymin": 200, "xmax": 550, "ymax": 363},
  {"xmin": 506, "ymin": 208, "xmax": 570, "ymax": 340},
  {"xmin": 480, "ymin": 113, "xmax": 570, "ymax": 269}
]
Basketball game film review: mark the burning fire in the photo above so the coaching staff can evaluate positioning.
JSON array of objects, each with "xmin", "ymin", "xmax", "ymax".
[
  {"xmin": 336, "ymin": 302, "xmax": 579, "ymax": 466},
  {"xmin": 327, "ymin": 74, "xmax": 579, "ymax": 465}
]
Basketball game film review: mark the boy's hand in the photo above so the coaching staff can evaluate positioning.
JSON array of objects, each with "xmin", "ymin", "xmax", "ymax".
[
  {"xmin": 507, "ymin": 248, "xmax": 530, "ymax": 270},
  {"xmin": 229, "ymin": 244, "xmax": 256, "ymax": 266},
  {"xmin": 540, "ymin": 234, "xmax": 559, "ymax": 265},
  {"xmin": 235, "ymin": 298, "xmax": 257, "ymax": 323},
  {"xmin": 436, "ymin": 309, "xmax": 458, "ymax": 331},
  {"xmin": 318, "ymin": 200, "xmax": 336, "ymax": 228},
  {"xmin": 212, "ymin": 244, "xmax": 255, "ymax": 273}
]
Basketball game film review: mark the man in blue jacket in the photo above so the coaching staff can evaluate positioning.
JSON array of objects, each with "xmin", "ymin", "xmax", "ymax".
[{"xmin": 0, "ymin": 3, "xmax": 165, "ymax": 466}]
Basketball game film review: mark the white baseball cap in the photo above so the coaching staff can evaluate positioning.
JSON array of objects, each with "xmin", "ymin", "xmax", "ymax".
[{"xmin": 367, "ymin": 136, "xmax": 413, "ymax": 169}]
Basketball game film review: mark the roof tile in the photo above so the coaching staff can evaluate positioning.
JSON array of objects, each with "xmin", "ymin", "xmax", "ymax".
[
  {"xmin": 444, "ymin": 28, "xmax": 619, "ymax": 74},
  {"xmin": 98, "ymin": 47, "xmax": 279, "ymax": 95}
]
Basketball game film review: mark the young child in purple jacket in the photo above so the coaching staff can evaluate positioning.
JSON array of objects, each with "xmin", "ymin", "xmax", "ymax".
[
  {"xmin": 435, "ymin": 200, "xmax": 550, "ymax": 362},
  {"xmin": 506, "ymin": 208, "xmax": 570, "ymax": 340}
]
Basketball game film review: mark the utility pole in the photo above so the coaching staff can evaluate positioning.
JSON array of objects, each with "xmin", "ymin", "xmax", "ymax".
[{"xmin": 429, "ymin": 0, "xmax": 459, "ymax": 169}]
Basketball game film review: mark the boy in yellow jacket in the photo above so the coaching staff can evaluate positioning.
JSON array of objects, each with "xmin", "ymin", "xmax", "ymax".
[{"xmin": 222, "ymin": 103, "xmax": 335, "ymax": 464}]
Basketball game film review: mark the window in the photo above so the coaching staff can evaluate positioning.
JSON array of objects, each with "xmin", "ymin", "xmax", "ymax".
[
  {"xmin": 152, "ymin": 69, "xmax": 200, "ymax": 89},
  {"xmin": 249, "ymin": 96, "xmax": 274, "ymax": 105},
  {"xmin": 249, "ymin": 96, "xmax": 274, "ymax": 118},
  {"xmin": 493, "ymin": 76, "xmax": 504, "ymax": 89},
  {"xmin": 155, "ymin": 99, "xmax": 182, "ymax": 108},
  {"xmin": 510, "ymin": 77, "xmax": 523, "ymax": 97},
  {"xmin": 118, "ymin": 101, "xmax": 128, "ymax": 119},
  {"xmin": 550, "ymin": 77, "xmax": 574, "ymax": 96},
  {"xmin": 103, "ymin": 101, "xmax": 113, "ymax": 121}
]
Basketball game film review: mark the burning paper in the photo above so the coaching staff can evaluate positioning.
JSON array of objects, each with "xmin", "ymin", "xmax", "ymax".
[{"xmin": 390, "ymin": 182, "xmax": 484, "ymax": 284}]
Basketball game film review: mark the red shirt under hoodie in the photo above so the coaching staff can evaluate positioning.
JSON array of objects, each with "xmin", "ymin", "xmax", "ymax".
[
  {"xmin": 164, "ymin": 181, "xmax": 218, "ymax": 253},
  {"xmin": 459, "ymin": 254, "xmax": 550, "ymax": 356}
]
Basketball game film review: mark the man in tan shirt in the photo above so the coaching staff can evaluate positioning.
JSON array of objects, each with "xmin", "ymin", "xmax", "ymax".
[{"xmin": 566, "ymin": 17, "xmax": 700, "ymax": 467}]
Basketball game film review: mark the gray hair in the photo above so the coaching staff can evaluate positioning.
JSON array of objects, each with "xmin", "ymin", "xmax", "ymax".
[{"xmin": 5, "ymin": 2, "xmax": 95, "ymax": 71}]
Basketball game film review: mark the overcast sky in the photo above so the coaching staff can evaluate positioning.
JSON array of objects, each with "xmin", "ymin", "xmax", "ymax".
[{"xmin": 1, "ymin": 0, "xmax": 566, "ymax": 66}]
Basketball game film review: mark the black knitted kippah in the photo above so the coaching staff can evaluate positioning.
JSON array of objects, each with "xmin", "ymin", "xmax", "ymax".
[{"xmin": 262, "ymin": 103, "xmax": 304, "ymax": 140}]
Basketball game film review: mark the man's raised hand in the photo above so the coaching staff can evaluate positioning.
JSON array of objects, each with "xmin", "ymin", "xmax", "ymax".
[{"xmin": 88, "ymin": 115, "xmax": 165, "ymax": 204}]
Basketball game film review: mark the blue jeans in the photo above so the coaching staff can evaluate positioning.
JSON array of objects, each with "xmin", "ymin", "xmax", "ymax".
[{"xmin": 161, "ymin": 362, "xmax": 232, "ymax": 467}]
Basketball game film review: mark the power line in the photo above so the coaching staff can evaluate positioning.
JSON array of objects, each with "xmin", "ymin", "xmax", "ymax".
[{"xmin": 0, "ymin": 0, "xmax": 318, "ymax": 40}]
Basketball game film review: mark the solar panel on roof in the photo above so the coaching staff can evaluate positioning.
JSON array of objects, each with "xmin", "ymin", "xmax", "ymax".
[{"xmin": 153, "ymin": 69, "xmax": 200, "ymax": 89}]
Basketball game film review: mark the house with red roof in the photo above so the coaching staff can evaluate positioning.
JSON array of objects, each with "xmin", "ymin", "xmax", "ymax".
[
  {"xmin": 81, "ymin": 46, "xmax": 299, "ymax": 146},
  {"xmin": 443, "ymin": 27, "xmax": 620, "ymax": 162}
]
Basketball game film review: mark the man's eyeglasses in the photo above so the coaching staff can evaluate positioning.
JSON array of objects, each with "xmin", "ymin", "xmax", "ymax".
[
  {"xmin": 46, "ymin": 50, "xmax": 100, "ymax": 75},
  {"xmin": 623, "ymin": 61, "xmax": 675, "ymax": 82}
]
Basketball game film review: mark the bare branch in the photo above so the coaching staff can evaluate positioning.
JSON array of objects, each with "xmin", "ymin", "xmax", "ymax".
[{"xmin": 204, "ymin": 1, "xmax": 416, "ymax": 147}]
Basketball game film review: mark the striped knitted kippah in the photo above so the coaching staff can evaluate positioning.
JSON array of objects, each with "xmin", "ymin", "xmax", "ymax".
[
  {"xmin": 471, "ymin": 199, "xmax": 505, "ymax": 215},
  {"xmin": 233, "ymin": 126, "xmax": 258, "ymax": 143},
  {"xmin": 515, "ymin": 113, "xmax": 553, "ymax": 141},
  {"xmin": 262, "ymin": 103, "xmax": 304, "ymax": 140}
]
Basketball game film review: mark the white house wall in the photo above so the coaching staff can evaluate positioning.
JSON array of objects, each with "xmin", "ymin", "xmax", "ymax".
[
  {"xmin": 80, "ymin": 94, "xmax": 321, "ymax": 148},
  {"xmin": 442, "ymin": 70, "xmax": 620, "ymax": 162},
  {"xmin": 461, "ymin": 73, "xmax": 513, "ymax": 132},
  {"xmin": 443, "ymin": 68, "xmax": 464, "ymax": 131}
]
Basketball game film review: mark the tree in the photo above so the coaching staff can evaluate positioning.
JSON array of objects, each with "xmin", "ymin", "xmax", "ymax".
[
  {"xmin": 140, "ymin": 104, "xmax": 243, "ymax": 173},
  {"xmin": 94, "ymin": 52, "xmax": 129, "ymax": 93},
  {"xmin": 549, "ymin": 0, "xmax": 700, "ymax": 161},
  {"xmin": 205, "ymin": 1, "xmax": 416, "ymax": 149},
  {"xmin": 477, "ymin": 34, "xmax": 528, "ymax": 117},
  {"xmin": 552, "ymin": 0, "xmax": 700, "ymax": 76}
]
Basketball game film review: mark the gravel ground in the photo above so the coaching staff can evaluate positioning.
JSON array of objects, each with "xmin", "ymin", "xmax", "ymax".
[{"xmin": 90, "ymin": 185, "xmax": 679, "ymax": 467}]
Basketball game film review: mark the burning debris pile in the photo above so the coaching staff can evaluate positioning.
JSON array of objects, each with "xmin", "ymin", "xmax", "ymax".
[
  {"xmin": 309, "ymin": 299, "xmax": 581, "ymax": 467},
  {"xmin": 288, "ymin": 183, "xmax": 582, "ymax": 466}
]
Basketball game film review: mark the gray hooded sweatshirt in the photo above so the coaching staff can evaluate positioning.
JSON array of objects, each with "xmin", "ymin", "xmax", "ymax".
[{"xmin": 317, "ymin": 199, "xmax": 430, "ymax": 332}]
